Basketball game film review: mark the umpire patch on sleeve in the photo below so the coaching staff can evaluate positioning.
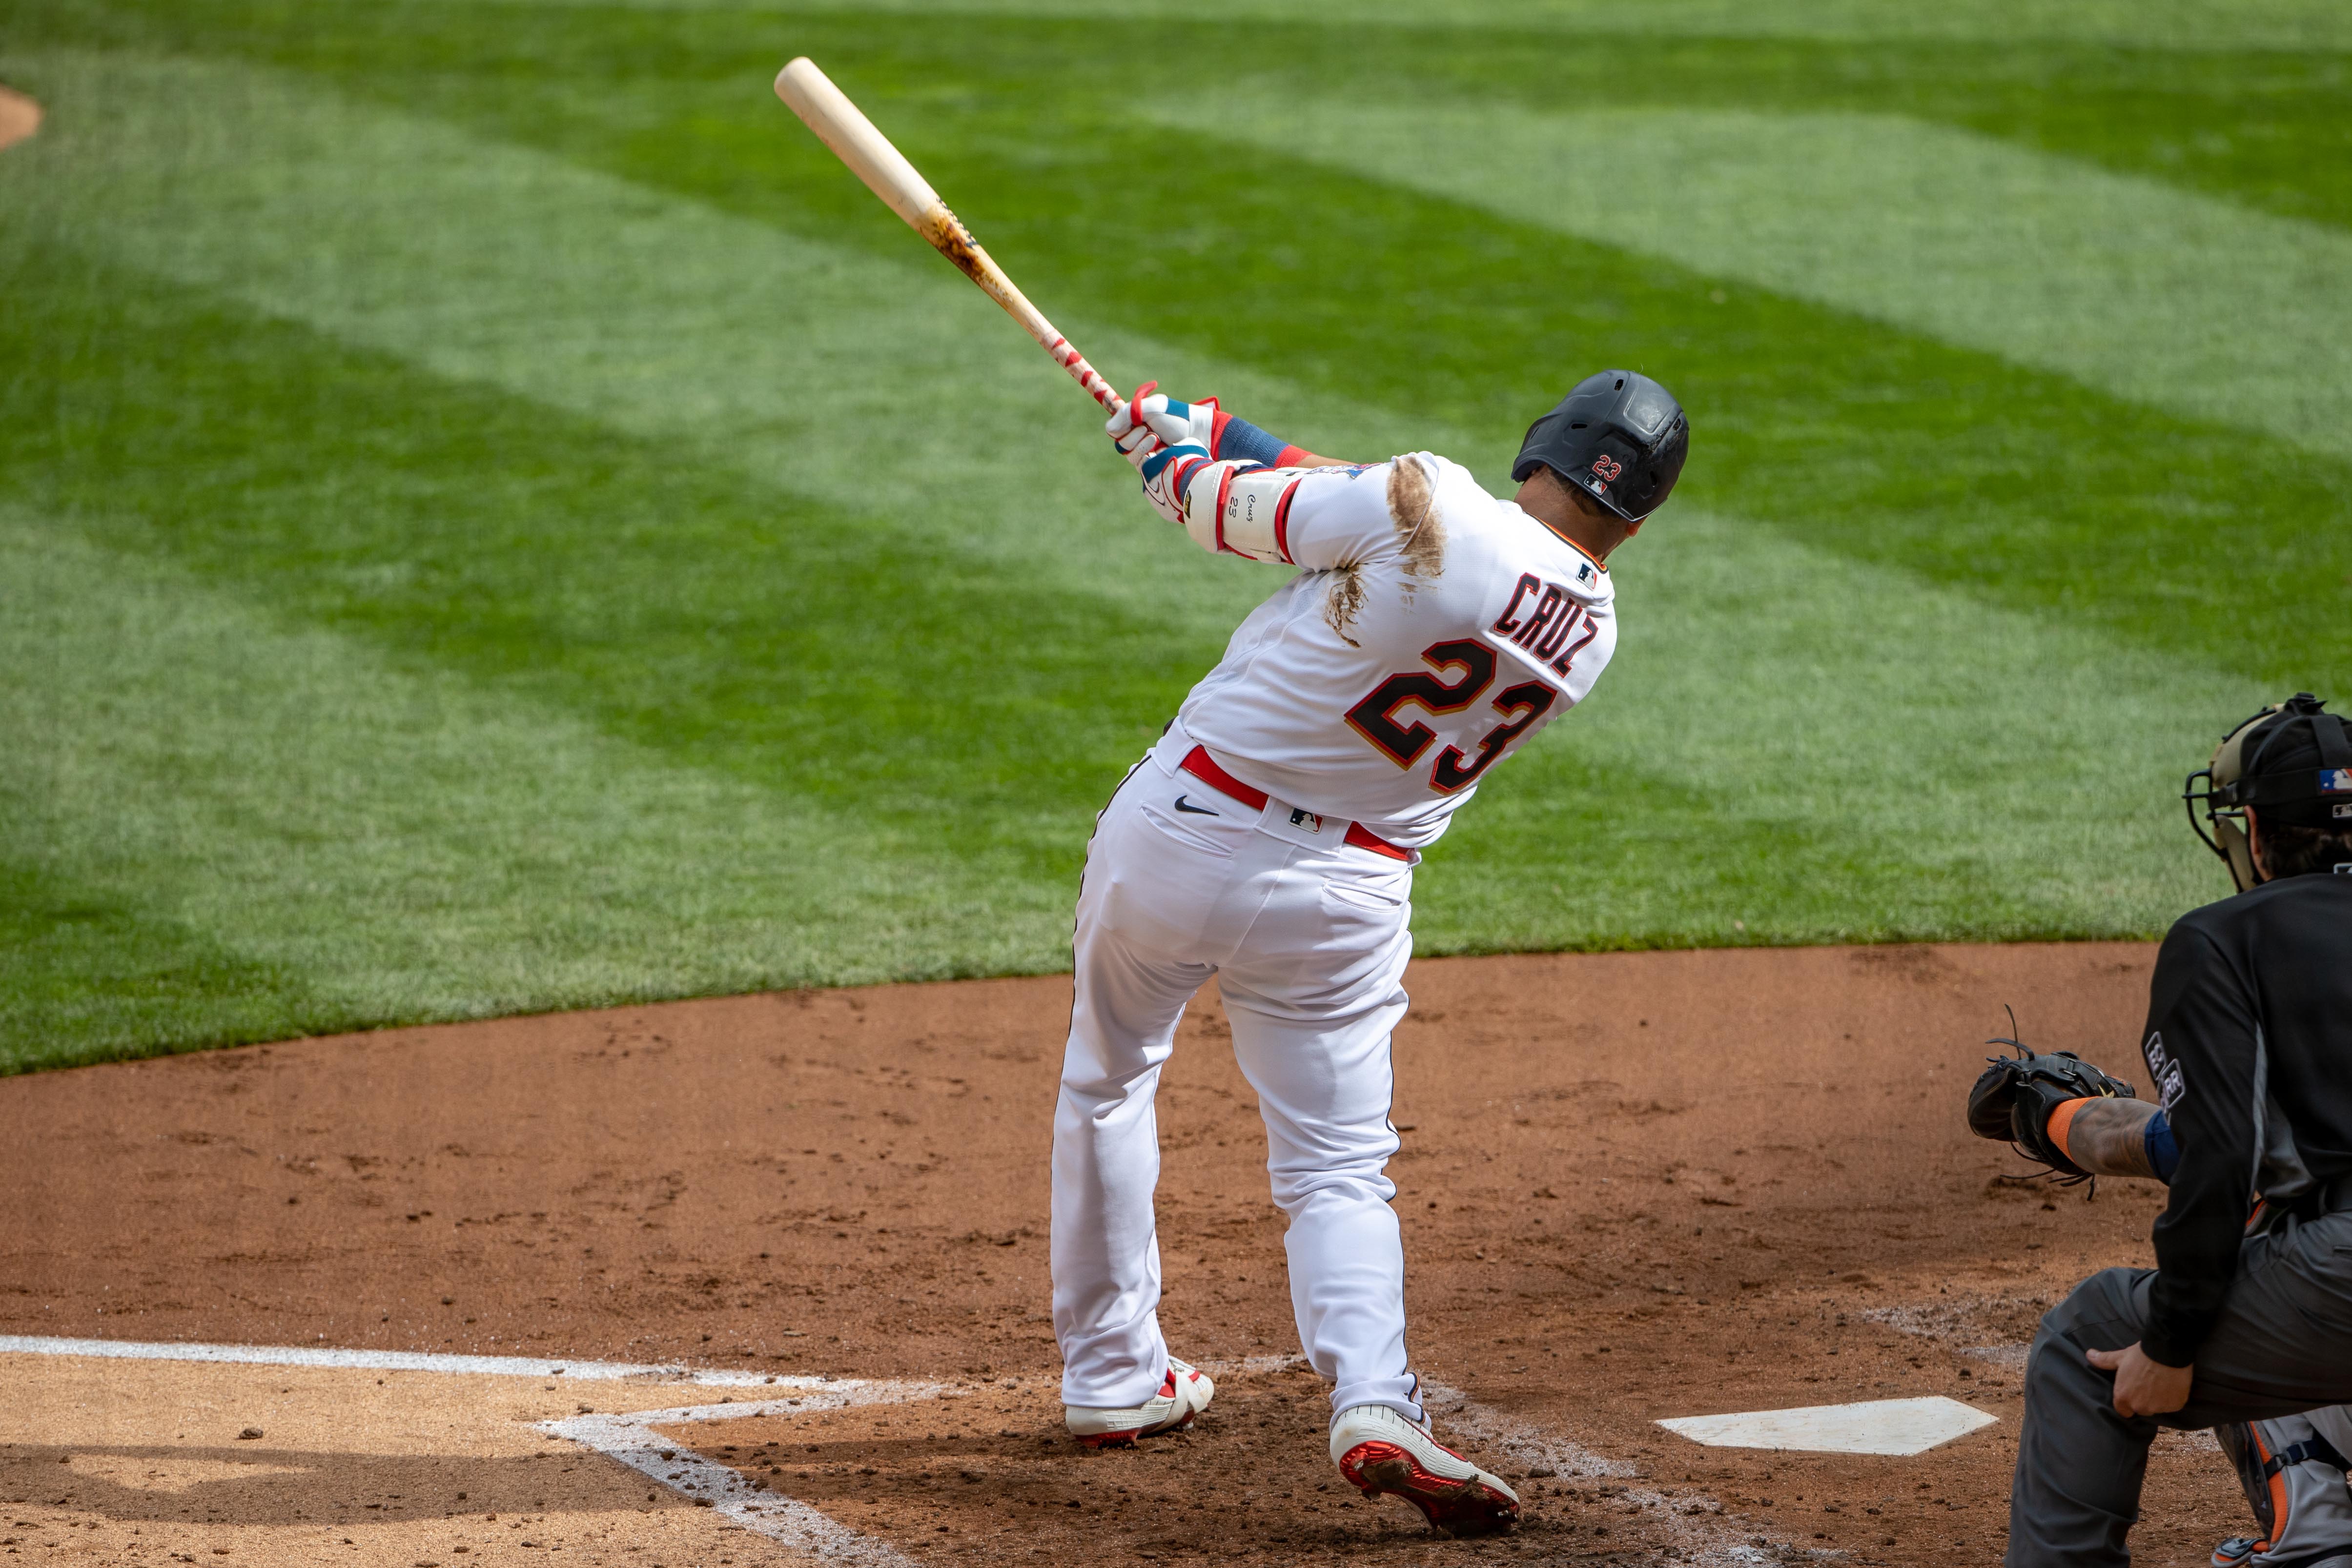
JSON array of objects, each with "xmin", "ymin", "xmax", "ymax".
[{"xmin": 2144, "ymin": 1030, "xmax": 2186, "ymax": 1112}]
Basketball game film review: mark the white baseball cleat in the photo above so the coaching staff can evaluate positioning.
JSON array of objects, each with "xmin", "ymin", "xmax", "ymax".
[
  {"xmin": 1330, "ymin": 1403, "xmax": 1520, "ymax": 1537},
  {"xmin": 1063, "ymin": 1358, "xmax": 1214, "ymax": 1448}
]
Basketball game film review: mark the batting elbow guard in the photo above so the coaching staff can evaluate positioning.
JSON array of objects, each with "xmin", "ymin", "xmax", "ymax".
[{"xmin": 1182, "ymin": 462, "xmax": 1297, "ymax": 564}]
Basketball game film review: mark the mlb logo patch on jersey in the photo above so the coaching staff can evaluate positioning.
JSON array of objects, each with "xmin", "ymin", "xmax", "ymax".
[
  {"xmin": 2321, "ymin": 767, "xmax": 2352, "ymax": 794},
  {"xmin": 1575, "ymin": 562, "xmax": 1596, "ymax": 586}
]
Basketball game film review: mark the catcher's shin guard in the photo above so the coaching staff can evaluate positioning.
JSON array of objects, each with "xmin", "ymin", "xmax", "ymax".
[{"xmin": 2215, "ymin": 1414, "xmax": 2352, "ymax": 1567}]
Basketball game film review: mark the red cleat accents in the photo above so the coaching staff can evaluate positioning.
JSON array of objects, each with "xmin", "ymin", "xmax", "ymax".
[
  {"xmin": 1073, "ymin": 1426, "xmax": 1145, "ymax": 1450},
  {"xmin": 1064, "ymin": 1358, "xmax": 1215, "ymax": 1446},
  {"xmin": 1336, "ymin": 1436, "xmax": 1521, "ymax": 1538}
]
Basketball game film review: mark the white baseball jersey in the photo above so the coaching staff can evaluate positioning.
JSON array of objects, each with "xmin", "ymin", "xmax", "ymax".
[{"xmin": 1173, "ymin": 452, "xmax": 1616, "ymax": 849}]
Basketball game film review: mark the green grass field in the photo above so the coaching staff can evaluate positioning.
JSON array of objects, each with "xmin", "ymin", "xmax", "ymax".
[{"xmin": 3, "ymin": 1, "xmax": 2347, "ymax": 1071}]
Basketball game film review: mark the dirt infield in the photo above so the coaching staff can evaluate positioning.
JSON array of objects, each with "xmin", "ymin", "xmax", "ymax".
[
  {"xmin": 1, "ymin": 1351, "xmax": 759, "ymax": 1566},
  {"xmin": 3, "ymin": 944, "xmax": 2255, "ymax": 1564}
]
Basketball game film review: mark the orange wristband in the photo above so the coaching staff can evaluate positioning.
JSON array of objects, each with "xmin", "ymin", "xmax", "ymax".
[{"xmin": 2045, "ymin": 1097, "xmax": 2094, "ymax": 1164}]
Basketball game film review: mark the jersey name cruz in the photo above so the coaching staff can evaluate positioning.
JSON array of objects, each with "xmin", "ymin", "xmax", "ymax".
[{"xmin": 1490, "ymin": 570, "xmax": 1605, "ymax": 679}]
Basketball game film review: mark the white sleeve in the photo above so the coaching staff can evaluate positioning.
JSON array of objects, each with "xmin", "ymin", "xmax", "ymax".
[{"xmin": 1178, "ymin": 459, "xmax": 1404, "ymax": 568}]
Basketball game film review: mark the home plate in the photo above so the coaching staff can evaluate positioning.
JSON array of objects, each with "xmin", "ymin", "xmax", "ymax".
[{"xmin": 1656, "ymin": 1396, "xmax": 1998, "ymax": 1456}]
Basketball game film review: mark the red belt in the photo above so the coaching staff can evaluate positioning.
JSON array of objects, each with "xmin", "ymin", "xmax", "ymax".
[{"xmin": 1178, "ymin": 746, "xmax": 1410, "ymax": 862}]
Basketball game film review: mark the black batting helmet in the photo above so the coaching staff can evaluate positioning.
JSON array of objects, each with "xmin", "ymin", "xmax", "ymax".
[
  {"xmin": 1512, "ymin": 370, "xmax": 1689, "ymax": 522},
  {"xmin": 2184, "ymin": 692, "xmax": 2352, "ymax": 891}
]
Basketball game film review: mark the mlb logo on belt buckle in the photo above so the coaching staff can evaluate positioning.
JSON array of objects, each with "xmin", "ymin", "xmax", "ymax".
[{"xmin": 1289, "ymin": 807, "xmax": 1324, "ymax": 833}]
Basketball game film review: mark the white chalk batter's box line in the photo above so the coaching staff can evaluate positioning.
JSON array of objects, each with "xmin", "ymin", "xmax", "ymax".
[
  {"xmin": 548, "ymin": 1385, "xmax": 945, "ymax": 1568},
  {"xmin": 2, "ymin": 1335, "xmax": 1811, "ymax": 1567}
]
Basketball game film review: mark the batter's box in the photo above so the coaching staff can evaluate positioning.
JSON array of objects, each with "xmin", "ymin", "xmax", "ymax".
[
  {"xmin": 542, "ymin": 1381, "xmax": 949, "ymax": 1566},
  {"xmin": 544, "ymin": 1363, "xmax": 1779, "ymax": 1566},
  {"xmin": 4, "ymin": 1337, "xmax": 1795, "ymax": 1565}
]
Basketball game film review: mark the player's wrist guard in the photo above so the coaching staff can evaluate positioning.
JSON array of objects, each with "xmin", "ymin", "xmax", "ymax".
[
  {"xmin": 1135, "ymin": 441, "xmax": 1211, "ymax": 528},
  {"xmin": 1180, "ymin": 461, "xmax": 1301, "ymax": 564},
  {"xmin": 1210, "ymin": 411, "xmax": 1309, "ymax": 469}
]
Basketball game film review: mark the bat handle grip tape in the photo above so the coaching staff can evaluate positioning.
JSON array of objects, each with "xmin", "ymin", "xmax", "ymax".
[{"xmin": 1048, "ymin": 337, "xmax": 1120, "ymax": 412}]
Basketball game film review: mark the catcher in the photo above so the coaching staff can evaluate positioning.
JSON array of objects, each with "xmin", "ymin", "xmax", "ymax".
[{"xmin": 1968, "ymin": 694, "xmax": 2352, "ymax": 1568}]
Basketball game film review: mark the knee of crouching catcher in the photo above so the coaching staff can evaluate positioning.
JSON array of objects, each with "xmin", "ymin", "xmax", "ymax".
[
  {"xmin": 2020, "ymin": 1268, "xmax": 2151, "ymax": 1405},
  {"xmin": 2042, "ymin": 1266, "xmax": 2149, "ymax": 1345}
]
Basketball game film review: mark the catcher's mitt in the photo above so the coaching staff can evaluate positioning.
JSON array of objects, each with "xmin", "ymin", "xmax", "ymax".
[{"xmin": 1967, "ymin": 1016, "xmax": 2136, "ymax": 1181}]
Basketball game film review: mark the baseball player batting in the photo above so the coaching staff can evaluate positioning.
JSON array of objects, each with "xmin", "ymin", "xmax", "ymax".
[
  {"xmin": 762, "ymin": 63, "xmax": 1689, "ymax": 1533},
  {"xmin": 1052, "ymin": 375, "xmax": 1689, "ymax": 1534}
]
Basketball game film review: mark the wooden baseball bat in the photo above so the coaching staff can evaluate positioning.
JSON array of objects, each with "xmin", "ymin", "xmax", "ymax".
[{"xmin": 774, "ymin": 57, "xmax": 1123, "ymax": 413}]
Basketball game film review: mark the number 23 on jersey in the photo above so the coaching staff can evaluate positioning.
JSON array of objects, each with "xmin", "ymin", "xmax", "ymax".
[
  {"xmin": 1343, "ymin": 640, "xmax": 1550, "ymax": 794},
  {"xmin": 1342, "ymin": 572, "xmax": 1601, "ymax": 794}
]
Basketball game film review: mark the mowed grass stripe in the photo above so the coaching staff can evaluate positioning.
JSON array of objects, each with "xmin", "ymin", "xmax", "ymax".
[
  {"xmin": 458, "ymin": 0, "xmax": 2352, "ymax": 53},
  {"xmin": 0, "ymin": 510, "xmax": 1058, "ymax": 1069},
  {"xmin": 1190, "ymin": 97, "xmax": 2352, "ymax": 465},
  {"xmin": 0, "ymin": 852, "xmax": 321, "ymax": 1071},
  {"xmin": 56, "ymin": 1, "xmax": 2352, "ymax": 244}
]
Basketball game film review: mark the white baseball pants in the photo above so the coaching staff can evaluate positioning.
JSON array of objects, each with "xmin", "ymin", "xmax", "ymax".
[{"xmin": 1051, "ymin": 722, "xmax": 1423, "ymax": 1424}]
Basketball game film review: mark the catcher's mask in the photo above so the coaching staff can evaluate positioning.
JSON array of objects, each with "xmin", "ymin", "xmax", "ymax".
[
  {"xmin": 1512, "ymin": 370, "xmax": 1689, "ymax": 523},
  {"xmin": 2183, "ymin": 692, "xmax": 2352, "ymax": 892}
]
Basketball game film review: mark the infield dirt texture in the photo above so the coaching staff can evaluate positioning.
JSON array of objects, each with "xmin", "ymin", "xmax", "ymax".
[
  {"xmin": 3, "ymin": 1, "xmax": 2349, "ymax": 1565},
  {"xmin": 3, "ymin": 945, "xmax": 2251, "ymax": 1566}
]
